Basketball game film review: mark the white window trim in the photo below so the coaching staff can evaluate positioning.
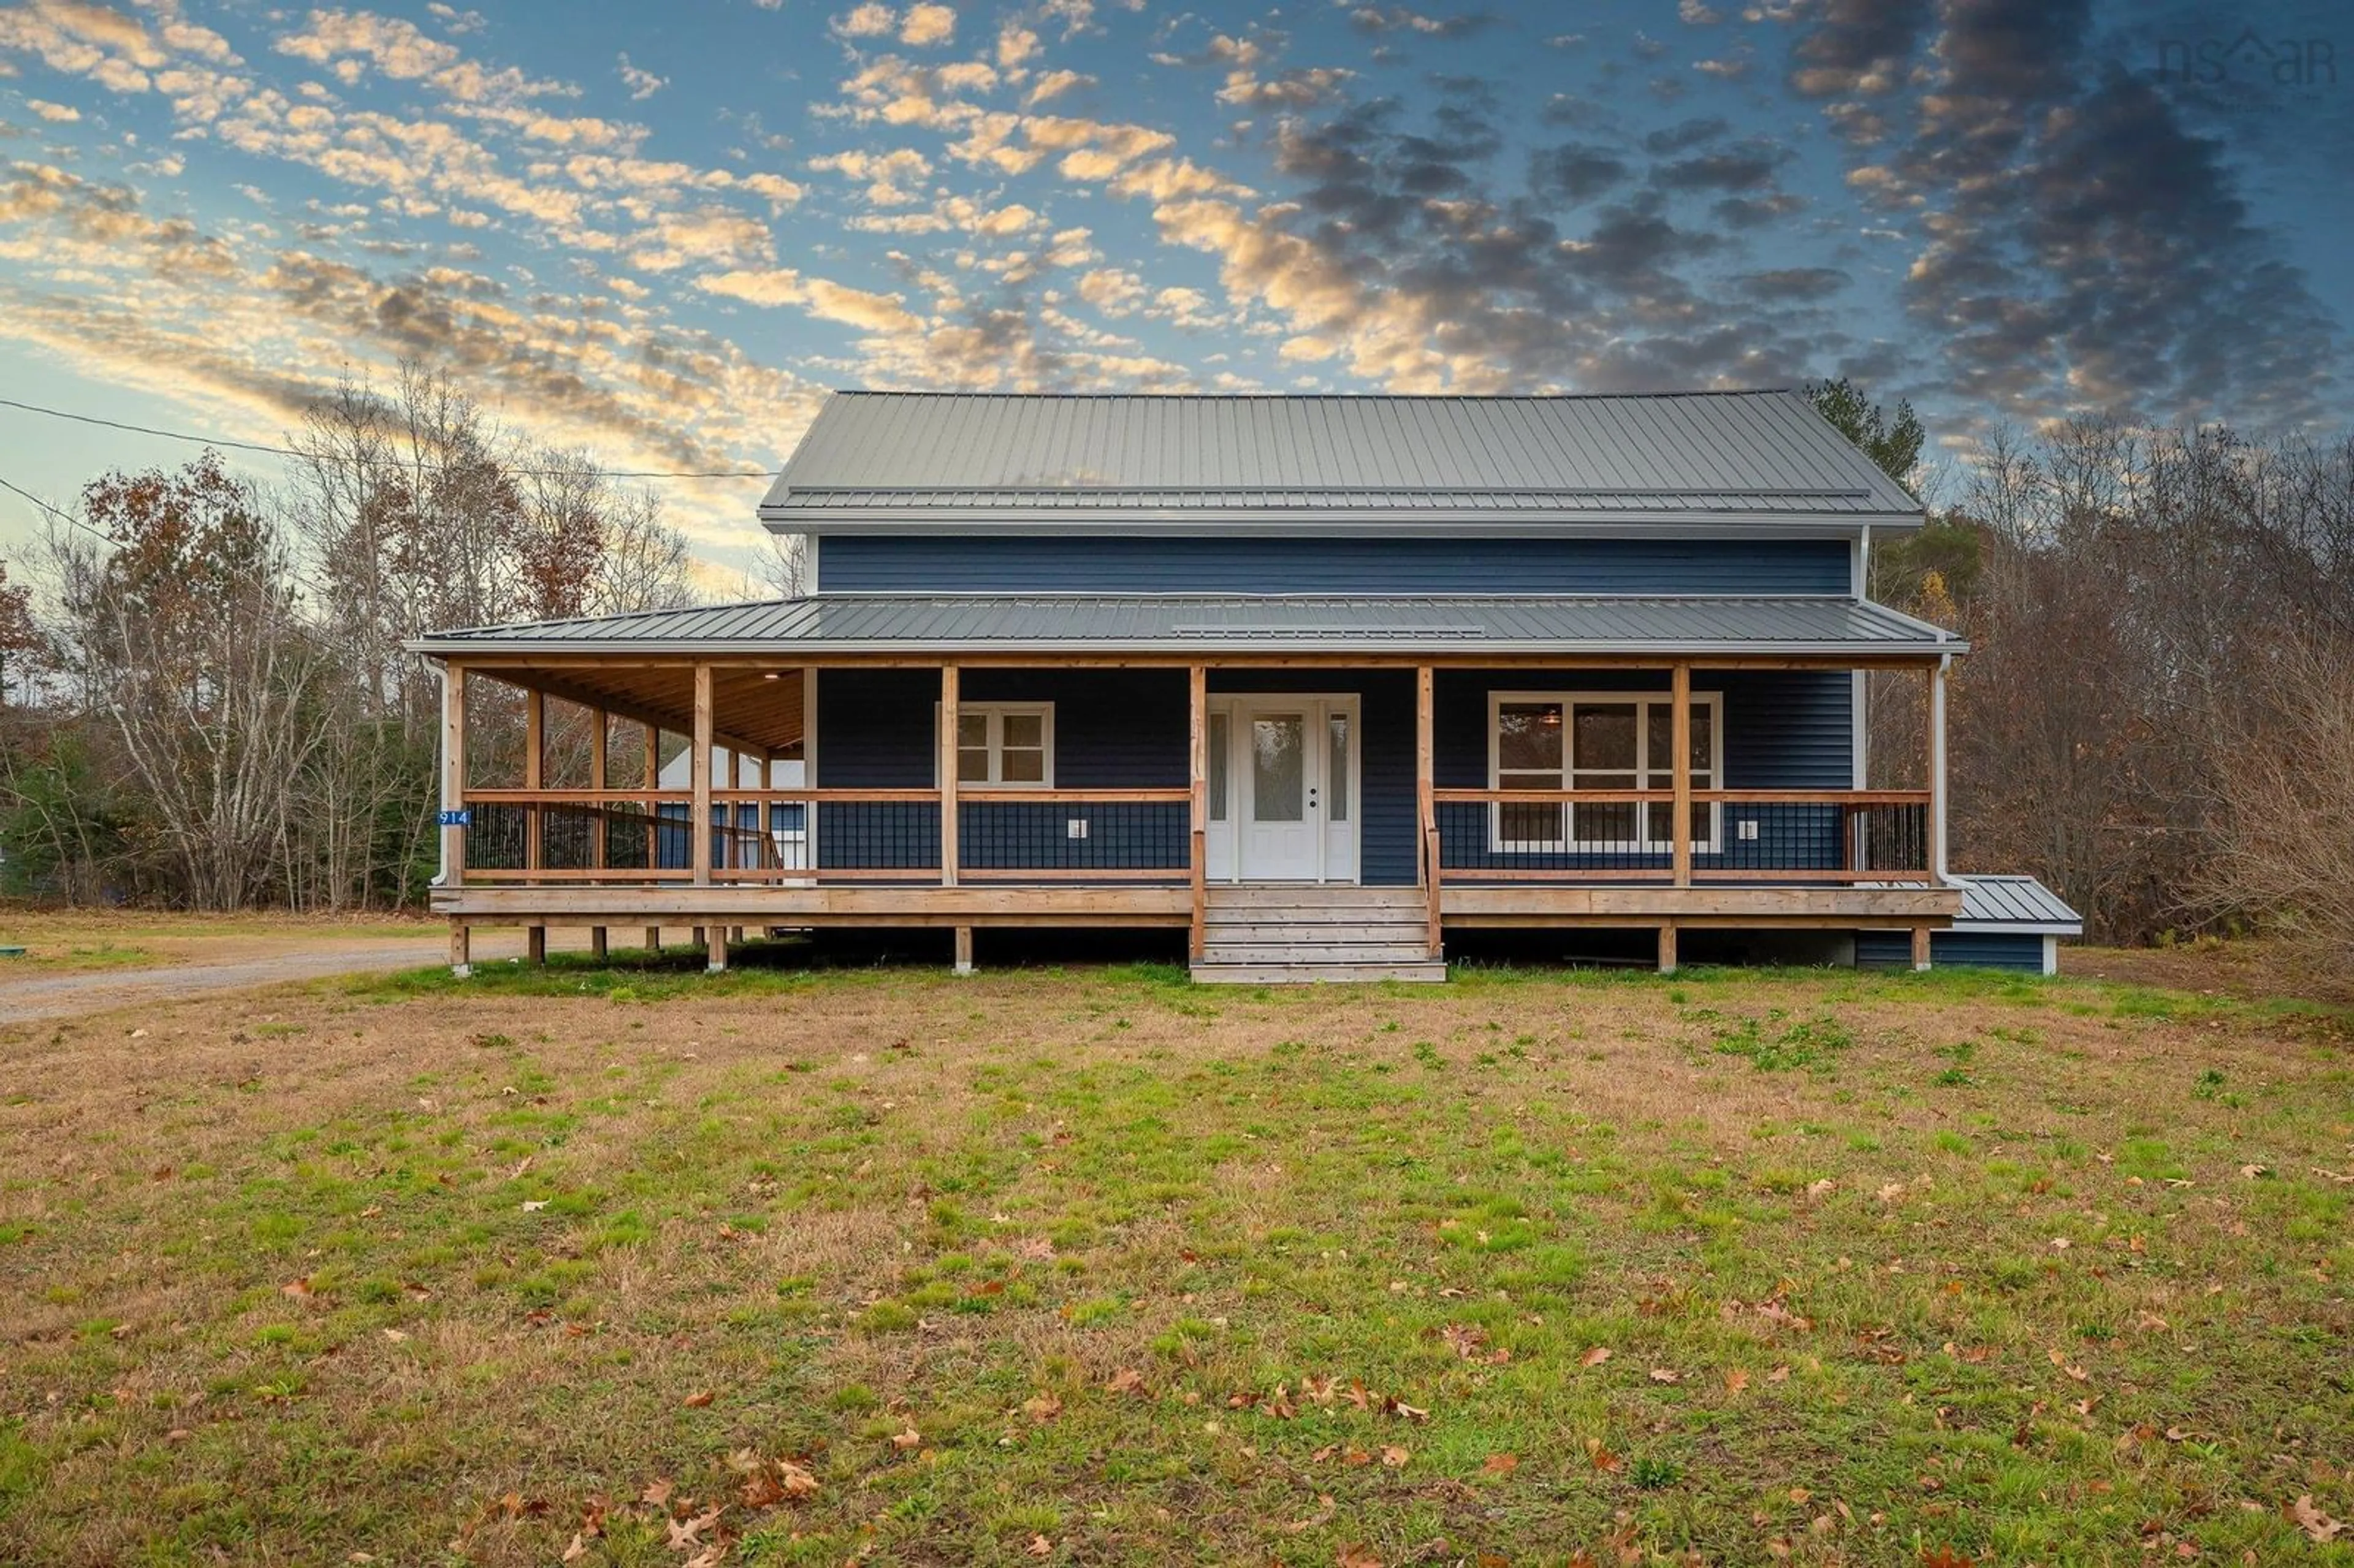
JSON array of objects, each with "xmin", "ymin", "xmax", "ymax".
[
  {"xmin": 937, "ymin": 701, "xmax": 1056, "ymax": 788},
  {"xmin": 1487, "ymin": 690, "xmax": 1723, "ymax": 854}
]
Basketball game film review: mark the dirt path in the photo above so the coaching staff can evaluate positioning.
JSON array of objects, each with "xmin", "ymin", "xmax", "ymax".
[{"xmin": 0, "ymin": 931, "xmax": 558, "ymax": 1026}]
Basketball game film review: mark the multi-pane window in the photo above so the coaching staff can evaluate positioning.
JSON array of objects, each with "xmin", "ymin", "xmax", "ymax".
[
  {"xmin": 948, "ymin": 705, "xmax": 1053, "ymax": 786},
  {"xmin": 1490, "ymin": 693, "xmax": 1719, "ymax": 851}
]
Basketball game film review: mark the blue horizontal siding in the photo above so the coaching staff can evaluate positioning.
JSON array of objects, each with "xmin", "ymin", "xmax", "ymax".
[
  {"xmin": 817, "ymin": 669, "xmax": 1189, "ymax": 875},
  {"xmin": 814, "ymin": 666, "xmax": 1849, "ymax": 883},
  {"xmin": 820, "ymin": 535, "xmax": 1851, "ymax": 594},
  {"xmin": 1858, "ymin": 931, "xmax": 2047, "ymax": 970}
]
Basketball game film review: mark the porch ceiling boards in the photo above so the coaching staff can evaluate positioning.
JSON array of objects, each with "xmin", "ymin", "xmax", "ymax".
[
  {"xmin": 760, "ymin": 389, "xmax": 1927, "ymax": 533},
  {"xmin": 410, "ymin": 592, "xmax": 1965, "ymax": 661}
]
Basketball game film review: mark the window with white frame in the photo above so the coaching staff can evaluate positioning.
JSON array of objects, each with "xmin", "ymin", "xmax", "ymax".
[
  {"xmin": 945, "ymin": 704, "xmax": 1054, "ymax": 786},
  {"xmin": 1489, "ymin": 691, "xmax": 1720, "ymax": 851}
]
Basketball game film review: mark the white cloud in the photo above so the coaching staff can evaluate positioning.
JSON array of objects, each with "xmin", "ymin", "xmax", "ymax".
[
  {"xmin": 899, "ymin": 3, "xmax": 956, "ymax": 47},
  {"xmin": 1025, "ymin": 68, "xmax": 1089, "ymax": 104},
  {"xmin": 808, "ymin": 145, "xmax": 932, "ymax": 205},
  {"xmin": 697, "ymin": 266, "xmax": 924, "ymax": 336},
  {"xmin": 996, "ymin": 25, "xmax": 1039, "ymax": 69},
  {"xmin": 26, "ymin": 98, "xmax": 80, "ymax": 121},
  {"xmin": 617, "ymin": 53, "xmax": 666, "ymax": 101},
  {"xmin": 833, "ymin": 3, "xmax": 895, "ymax": 39}
]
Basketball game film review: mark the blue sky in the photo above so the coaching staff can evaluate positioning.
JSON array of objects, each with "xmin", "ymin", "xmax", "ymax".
[{"xmin": 1, "ymin": 0, "xmax": 2347, "ymax": 578}]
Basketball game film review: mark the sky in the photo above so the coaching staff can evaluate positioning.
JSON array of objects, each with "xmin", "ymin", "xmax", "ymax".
[{"xmin": 1, "ymin": 0, "xmax": 2348, "ymax": 580}]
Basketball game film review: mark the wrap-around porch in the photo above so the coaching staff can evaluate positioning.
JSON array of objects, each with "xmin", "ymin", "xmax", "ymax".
[{"xmin": 430, "ymin": 649, "xmax": 1962, "ymax": 976}]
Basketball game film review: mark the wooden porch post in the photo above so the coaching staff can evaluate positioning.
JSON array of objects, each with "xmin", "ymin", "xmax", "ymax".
[
  {"xmin": 1188, "ymin": 664, "xmax": 1207, "ymax": 963},
  {"xmin": 441, "ymin": 661, "xmax": 468, "ymax": 976},
  {"xmin": 642, "ymin": 719, "xmax": 660, "ymax": 954},
  {"xmin": 524, "ymin": 687, "xmax": 545, "ymax": 965},
  {"xmin": 1929, "ymin": 657, "xmax": 1949, "ymax": 884},
  {"xmin": 1416, "ymin": 665, "xmax": 1439, "ymax": 961},
  {"xmin": 1911, "ymin": 923, "xmax": 1932, "ymax": 972},
  {"xmin": 588, "ymin": 706, "xmax": 608, "ymax": 962},
  {"xmin": 1657, "ymin": 921, "xmax": 1678, "ymax": 975},
  {"xmin": 939, "ymin": 663, "xmax": 959, "ymax": 889},
  {"xmin": 1670, "ymin": 661, "xmax": 1693, "ymax": 890},
  {"xmin": 440, "ymin": 662, "xmax": 467, "ymax": 890},
  {"xmin": 691, "ymin": 663, "xmax": 714, "ymax": 889}
]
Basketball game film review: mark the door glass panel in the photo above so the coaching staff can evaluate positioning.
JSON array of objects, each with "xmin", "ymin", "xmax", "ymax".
[
  {"xmin": 1251, "ymin": 716, "xmax": 1305, "ymax": 821},
  {"xmin": 1207, "ymin": 711, "xmax": 1230, "ymax": 822},
  {"xmin": 1327, "ymin": 712, "xmax": 1350, "ymax": 822}
]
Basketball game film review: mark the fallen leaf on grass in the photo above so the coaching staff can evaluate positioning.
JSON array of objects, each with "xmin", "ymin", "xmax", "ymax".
[
  {"xmin": 641, "ymin": 1479, "xmax": 674, "ymax": 1507},
  {"xmin": 1724, "ymin": 1368, "xmax": 1751, "ymax": 1394},
  {"xmin": 520, "ymin": 1200, "xmax": 549, "ymax": 1212},
  {"xmin": 1026, "ymin": 1535, "xmax": 1053, "ymax": 1558},
  {"xmin": 1648, "ymin": 1368, "xmax": 1682, "ymax": 1384},
  {"xmin": 1382, "ymin": 1397, "xmax": 1430, "ymax": 1423},
  {"xmin": 1482, "ymin": 1453, "xmax": 1519, "ymax": 1475},
  {"xmin": 1586, "ymin": 1439, "xmax": 1623, "ymax": 1474},
  {"xmin": 665, "ymin": 1505, "xmax": 722, "ymax": 1551},
  {"xmin": 1105, "ymin": 1367, "xmax": 1148, "ymax": 1398},
  {"xmin": 280, "ymin": 1278, "xmax": 315, "ymax": 1300},
  {"xmin": 2290, "ymin": 1496, "xmax": 2345, "ymax": 1544},
  {"xmin": 890, "ymin": 1427, "xmax": 921, "ymax": 1451},
  {"xmin": 1579, "ymin": 1345, "xmax": 1612, "ymax": 1368},
  {"xmin": 1919, "ymin": 1550, "xmax": 1976, "ymax": 1567},
  {"xmin": 562, "ymin": 1534, "xmax": 588, "ymax": 1564},
  {"xmin": 1022, "ymin": 1391, "xmax": 1062, "ymax": 1423},
  {"xmin": 1380, "ymin": 1445, "xmax": 1409, "ymax": 1468},
  {"xmin": 1286, "ymin": 1496, "xmax": 1339, "ymax": 1533},
  {"xmin": 1338, "ymin": 1545, "xmax": 1384, "ymax": 1568},
  {"xmin": 682, "ymin": 1391, "xmax": 715, "ymax": 1409},
  {"xmin": 1343, "ymin": 1446, "xmax": 1372, "ymax": 1467}
]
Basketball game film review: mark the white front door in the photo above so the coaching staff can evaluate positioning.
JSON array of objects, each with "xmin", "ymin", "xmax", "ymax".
[{"xmin": 1227, "ymin": 695, "xmax": 1360, "ymax": 884}]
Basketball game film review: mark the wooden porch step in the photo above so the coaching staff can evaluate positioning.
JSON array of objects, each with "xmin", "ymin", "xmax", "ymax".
[
  {"xmin": 1203, "ymin": 920, "xmax": 1430, "ymax": 943},
  {"xmin": 1203, "ymin": 885, "xmax": 1425, "ymax": 910},
  {"xmin": 1190, "ymin": 959, "xmax": 1449, "ymax": 985},
  {"xmin": 1201, "ymin": 941, "xmax": 1436, "ymax": 965},
  {"xmin": 1194, "ymin": 883, "xmax": 1441, "ymax": 983}
]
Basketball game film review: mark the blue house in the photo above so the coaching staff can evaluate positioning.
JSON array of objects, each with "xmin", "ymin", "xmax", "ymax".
[{"xmin": 414, "ymin": 390, "xmax": 2074, "ymax": 981}]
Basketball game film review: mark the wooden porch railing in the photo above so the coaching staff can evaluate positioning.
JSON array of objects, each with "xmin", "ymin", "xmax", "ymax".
[
  {"xmin": 1426, "ymin": 788, "xmax": 1935, "ymax": 886},
  {"xmin": 454, "ymin": 786, "xmax": 1192, "ymax": 885}
]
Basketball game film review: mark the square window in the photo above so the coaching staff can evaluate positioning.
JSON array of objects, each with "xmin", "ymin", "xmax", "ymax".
[{"xmin": 942, "ymin": 704, "xmax": 1053, "ymax": 788}]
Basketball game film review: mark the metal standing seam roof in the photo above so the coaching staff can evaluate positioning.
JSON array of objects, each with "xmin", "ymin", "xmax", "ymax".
[
  {"xmin": 1953, "ymin": 875, "xmax": 2084, "ymax": 933},
  {"xmin": 410, "ymin": 592, "xmax": 1966, "ymax": 657},
  {"xmin": 759, "ymin": 390, "xmax": 1925, "ymax": 528}
]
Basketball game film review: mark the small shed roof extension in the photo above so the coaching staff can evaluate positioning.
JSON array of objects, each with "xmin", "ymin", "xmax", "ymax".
[
  {"xmin": 1952, "ymin": 875, "xmax": 2083, "ymax": 934},
  {"xmin": 413, "ymin": 592, "xmax": 1962, "ymax": 659},
  {"xmin": 760, "ymin": 390, "xmax": 1925, "ymax": 535}
]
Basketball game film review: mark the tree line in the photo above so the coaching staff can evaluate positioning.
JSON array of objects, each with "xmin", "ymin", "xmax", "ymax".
[
  {"xmin": 0, "ymin": 363, "xmax": 714, "ymax": 910},
  {"xmin": 3, "ymin": 373, "xmax": 2350, "ymax": 980},
  {"xmin": 1842, "ymin": 400, "xmax": 2354, "ymax": 978}
]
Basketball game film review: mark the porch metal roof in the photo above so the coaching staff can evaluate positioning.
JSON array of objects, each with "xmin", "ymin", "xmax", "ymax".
[
  {"xmin": 760, "ymin": 390, "xmax": 1925, "ymax": 533},
  {"xmin": 1954, "ymin": 875, "xmax": 2082, "ymax": 934},
  {"xmin": 413, "ymin": 592, "xmax": 1964, "ymax": 658}
]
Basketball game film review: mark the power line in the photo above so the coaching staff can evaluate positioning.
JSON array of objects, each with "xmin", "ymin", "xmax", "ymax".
[
  {"xmin": 0, "ymin": 473, "xmax": 112, "ymax": 545},
  {"xmin": 0, "ymin": 397, "xmax": 780, "ymax": 481}
]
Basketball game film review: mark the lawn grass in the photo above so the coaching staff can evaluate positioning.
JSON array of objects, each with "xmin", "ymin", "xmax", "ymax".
[
  {"xmin": 0, "ymin": 905, "xmax": 433, "ymax": 972},
  {"xmin": 2, "ymin": 951, "xmax": 2350, "ymax": 1564}
]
